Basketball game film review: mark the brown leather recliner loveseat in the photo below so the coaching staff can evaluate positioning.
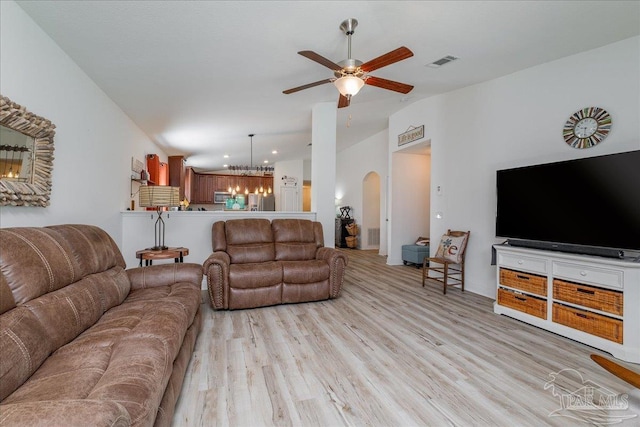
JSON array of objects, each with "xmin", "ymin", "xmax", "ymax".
[
  {"xmin": 203, "ymin": 218, "xmax": 348, "ymax": 310},
  {"xmin": 0, "ymin": 224, "xmax": 203, "ymax": 427}
]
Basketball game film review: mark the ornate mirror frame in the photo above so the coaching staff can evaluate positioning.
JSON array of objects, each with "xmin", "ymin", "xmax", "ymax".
[{"xmin": 0, "ymin": 95, "xmax": 56, "ymax": 207}]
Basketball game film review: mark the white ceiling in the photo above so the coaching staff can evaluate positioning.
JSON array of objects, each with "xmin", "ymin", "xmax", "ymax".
[{"xmin": 16, "ymin": 1, "xmax": 640, "ymax": 171}]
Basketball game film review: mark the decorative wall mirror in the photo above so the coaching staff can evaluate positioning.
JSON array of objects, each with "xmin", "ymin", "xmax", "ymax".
[{"xmin": 0, "ymin": 95, "xmax": 56, "ymax": 206}]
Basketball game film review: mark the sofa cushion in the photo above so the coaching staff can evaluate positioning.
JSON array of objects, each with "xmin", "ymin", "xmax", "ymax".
[
  {"xmin": 0, "ymin": 274, "xmax": 16, "ymax": 315},
  {"xmin": 47, "ymin": 224, "xmax": 126, "ymax": 278},
  {"xmin": 282, "ymin": 281, "xmax": 329, "ymax": 304},
  {"xmin": 0, "ymin": 306, "xmax": 53, "ymax": 401},
  {"xmin": 0, "ymin": 400, "xmax": 131, "ymax": 426},
  {"xmin": 229, "ymin": 285, "xmax": 282, "ymax": 310},
  {"xmin": 0, "ymin": 227, "xmax": 81, "ymax": 305},
  {"xmin": 229, "ymin": 261, "xmax": 282, "ymax": 289},
  {"xmin": 272, "ymin": 219, "xmax": 319, "ymax": 261},
  {"xmin": 225, "ymin": 219, "xmax": 275, "ymax": 264},
  {"xmin": 2, "ymin": 282, "xmax": 200, "ymax": 426},
  {"xmin": 281, "ymin": 260, "xmax": 329, "ymax": 284},
  {"xmin": 32, "ymin": 269, "xmax": 129, "ymax": 350},
  {"xmin": 0, "ymin": 226, "xmax": 125, "ymax": 306},
  {"xmin": 281, "ymin": 260, "xmax": 330, "ymax": 304},
  {"xmin": 0, "ymin": 267, "xmax": 130, "ymax": 402}
]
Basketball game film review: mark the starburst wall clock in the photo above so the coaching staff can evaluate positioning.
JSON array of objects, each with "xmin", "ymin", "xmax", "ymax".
[{"xmin": 562, "ymin": 107, "xmax": 612, "ymax": 149}]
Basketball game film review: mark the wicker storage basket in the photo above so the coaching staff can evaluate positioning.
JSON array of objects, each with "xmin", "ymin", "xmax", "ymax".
[
  {"xmin": 500, "ymin": 268, "xmax": 547, "ymax": 297},
  {"xmin": 345, "ymin": 223, "xmax": 358, "ymax": 236},
  {"xmin": 497, "ymin": 288, "xmax": 547, "ymax": 319},
  {"xmin": 552, "ymin": 303, "xmax": 622, "ymax": 343},
  {"xmin": 553, "ymin": 279, "xmax": 623, "ymax": 316},
  {"xmin": 345, "ymin": 236, "xmax": 357, "ymax": 248}
]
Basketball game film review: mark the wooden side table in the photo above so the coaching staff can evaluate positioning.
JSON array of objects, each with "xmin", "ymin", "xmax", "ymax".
[{"xmin": 136, "ymin": 247, "xmax": 189, "ymax": 267}]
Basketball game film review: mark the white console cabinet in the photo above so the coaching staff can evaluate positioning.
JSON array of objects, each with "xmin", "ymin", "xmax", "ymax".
[{"xmin": 493, "ymin": 245, "xmax": 640, "ymax": 363}]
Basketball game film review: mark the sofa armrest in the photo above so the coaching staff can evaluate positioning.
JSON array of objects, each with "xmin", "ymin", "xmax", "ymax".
[
  {"xmin": 316, "ymin": 247, "xmax": 348, "ymax": 298},
  {"xmin": 127, "ymin": 263, "xmax": 203, "ymax": 290},
  {"xmin": 0, "ymin": 400, "xmax": 131, "ymax": 426},
  {"xmin": 203, "ymin": 252, "xmax": 231, "ymax": 309}
]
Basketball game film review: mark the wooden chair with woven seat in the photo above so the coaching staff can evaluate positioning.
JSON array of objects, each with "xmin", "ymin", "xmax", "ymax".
[{"xmin": 422, "ymin": 229, "xmax": 470, "ymax": 294}]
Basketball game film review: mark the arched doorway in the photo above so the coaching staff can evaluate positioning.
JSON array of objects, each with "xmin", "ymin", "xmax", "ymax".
[{"xmin": 362, "ymin": 172, "xmax": 381, "ymax": 250}]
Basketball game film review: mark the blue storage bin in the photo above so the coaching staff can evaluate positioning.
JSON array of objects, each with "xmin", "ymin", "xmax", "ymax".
[{"xmin": 402, "ymin": 244, "xmax": 430, "ymax": 267}]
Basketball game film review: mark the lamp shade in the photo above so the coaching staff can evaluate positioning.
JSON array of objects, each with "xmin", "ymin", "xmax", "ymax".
[
  {"xmin": 334, "ymin": 75, "xmax": 365, "ymax": 96},
  {"xmin": 139, "ymin": 185, "xmax": 180, "ymax": 208}
]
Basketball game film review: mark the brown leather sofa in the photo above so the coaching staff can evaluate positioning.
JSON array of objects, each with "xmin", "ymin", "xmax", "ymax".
[
  {"xmin": 0, "ymin": 224, "xmax": 203, "ymax": 427},
  {"xmin": 203, "ymin": 218, "xmax": 348, "ymax": 310}
]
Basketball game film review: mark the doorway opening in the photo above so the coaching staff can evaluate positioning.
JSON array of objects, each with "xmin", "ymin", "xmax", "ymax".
[{"xmin": 362, "ymin": 171, "xmax": 381, "ymax": 250}]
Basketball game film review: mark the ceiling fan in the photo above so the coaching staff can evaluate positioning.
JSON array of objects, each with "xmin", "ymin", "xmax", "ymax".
[{"xmin": 283, "ymin": 18, "xmax": 414, "ymax": 108}]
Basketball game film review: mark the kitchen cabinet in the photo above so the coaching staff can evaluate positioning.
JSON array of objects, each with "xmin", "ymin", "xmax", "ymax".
[
  {"xmin": 215, "ymin": 175, "xmax": 229, "ymax": 192},
  {"xmin": 185, "ymin": 167, "xmax": 194, "ymax": 202},
  {"xmin": 146, "ymin": 154, "xmax": 160, "ymax": 185},
  {"xmin": 194, "ymin": 174, "xmax": 215, "ymax": 204},
  {"xmin": 158, "ymin": 162, "xmax": 168, "ymax": 185},
  {"xmin": 168, "ymin": 156, "xmax": 186, "ymax": 199},
  {"xmin": 190, "ymin": 173, "xmax": 273, "ymax": 204}
]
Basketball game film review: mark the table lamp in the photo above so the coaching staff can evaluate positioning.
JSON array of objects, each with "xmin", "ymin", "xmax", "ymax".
[{"xmin": 139, "ymin": 185, "xmax": 180, "ymax": 250}]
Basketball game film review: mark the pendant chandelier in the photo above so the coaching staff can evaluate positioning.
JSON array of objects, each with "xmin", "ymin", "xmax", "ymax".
[
  {"xmin": 226, "ymin": 134, "xmax": 273, "ymax": 197},
  {"xmin": 226, "ymin": 134, "xmax": 274, "ymax": 174}
]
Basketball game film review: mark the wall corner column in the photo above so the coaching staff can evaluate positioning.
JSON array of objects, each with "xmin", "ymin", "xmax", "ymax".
[{"xmin": 311, "ymin": 102, "xmax": 337, "ymax": 248}]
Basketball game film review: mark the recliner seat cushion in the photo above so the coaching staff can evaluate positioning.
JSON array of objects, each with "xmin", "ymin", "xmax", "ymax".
[
  {"xmin": 281, "ymin": 260, "xmax": 330, "ymax": 303},
  {"xmin": 229, "ymin": 261, "xmax": 282, "ymax": 290},
  {"xmin": 281, "ymin": 260, "xmax": 329, "ymax": 284}
]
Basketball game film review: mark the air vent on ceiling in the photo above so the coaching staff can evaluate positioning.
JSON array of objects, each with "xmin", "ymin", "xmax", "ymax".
[{"xmin": 426, "ymin": 55, "xmax": 459, "ymax": 68}]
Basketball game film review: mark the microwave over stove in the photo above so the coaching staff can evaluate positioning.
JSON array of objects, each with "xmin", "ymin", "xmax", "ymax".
[{"xmin": 213, "ymin": 191, "xmax": 232, "ymax": 204}]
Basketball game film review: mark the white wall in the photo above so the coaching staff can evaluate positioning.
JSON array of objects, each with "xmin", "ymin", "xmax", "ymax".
[
  {"xmin": 389, "ymin": 36, "xmax": 640, "ymax": 298},
  {"xmin": 0, "ymin": 1, "xmax": 164, "ymax": 245},
  {"xmin": 336, "ymin": 130, "xmax": 388, "ymax": 255},
  {"xmin": 311, "ymin": 102, "xmax": 337, "ymax": 248}
]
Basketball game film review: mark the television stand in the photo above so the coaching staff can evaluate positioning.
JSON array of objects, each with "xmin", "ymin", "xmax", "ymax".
[
  {"xmin": 493, "ymin": 244, "xmax": 640, "ymax": 363},
  {"xmin": 506, "ymin": 239, "xmax": 624, "ymax": 259}
]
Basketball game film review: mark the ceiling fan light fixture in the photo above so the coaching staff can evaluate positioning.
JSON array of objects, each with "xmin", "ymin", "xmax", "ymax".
[{"xmin": 334, "ymin": 75, "xmax": 364, "ymax": 96}]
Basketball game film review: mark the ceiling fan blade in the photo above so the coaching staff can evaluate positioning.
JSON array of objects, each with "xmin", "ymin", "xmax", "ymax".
[
  {"xmin": 283, "ymin": 78, "xmax": 333, "ymax": 94},
  {"xmin": 365, "ymin": 76, "xmax": 413, "ymax": 94},
  {"xmin": 298, "ymin": 51, "xmax": 342, "ymax": 71},
  {"xmin": 360, "ymin": 46, "xmax": 413, "ymax": 73},
  {"xmin": 337, "ymin": 94, "xmax": 350, "ymax": 108}
]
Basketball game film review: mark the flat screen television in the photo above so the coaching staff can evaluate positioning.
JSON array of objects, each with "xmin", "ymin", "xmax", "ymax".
[{"xmin": 495, "ymin": 150, "xmax": 640, "ymax": 258}]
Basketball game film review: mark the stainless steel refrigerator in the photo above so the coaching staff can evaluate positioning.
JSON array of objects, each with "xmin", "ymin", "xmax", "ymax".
[{"xmin": 259, "ymin": 194, "xmax": 275, "ymax": 211}]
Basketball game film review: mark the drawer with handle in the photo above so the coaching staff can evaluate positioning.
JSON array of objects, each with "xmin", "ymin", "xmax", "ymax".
[
  {"xmin": 553, "ymin": 262, "xmax": 623, "ymax": 289},
  {"xmin": 553, "ymin": 279, "xmax": 623, "ymax": 316},
  {"xmin": 552, "ymin": 303, "xmax": 622, "ymax": 344},
  {"xmin": 500, "ymin": 268, "xmax": 547, "ymax": 296},
  {"xmin": 498, "ymin": 288, "xmax": 547, "ymax": 319},
  {"xmin": 498, "ymin": 253, "xmax": 546, "ymax": 275}
]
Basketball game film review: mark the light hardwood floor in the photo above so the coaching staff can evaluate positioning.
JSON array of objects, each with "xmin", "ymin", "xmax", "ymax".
[{"xmin": 172, "ymin": 250, "xmax": 638, "ymax": 426}]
